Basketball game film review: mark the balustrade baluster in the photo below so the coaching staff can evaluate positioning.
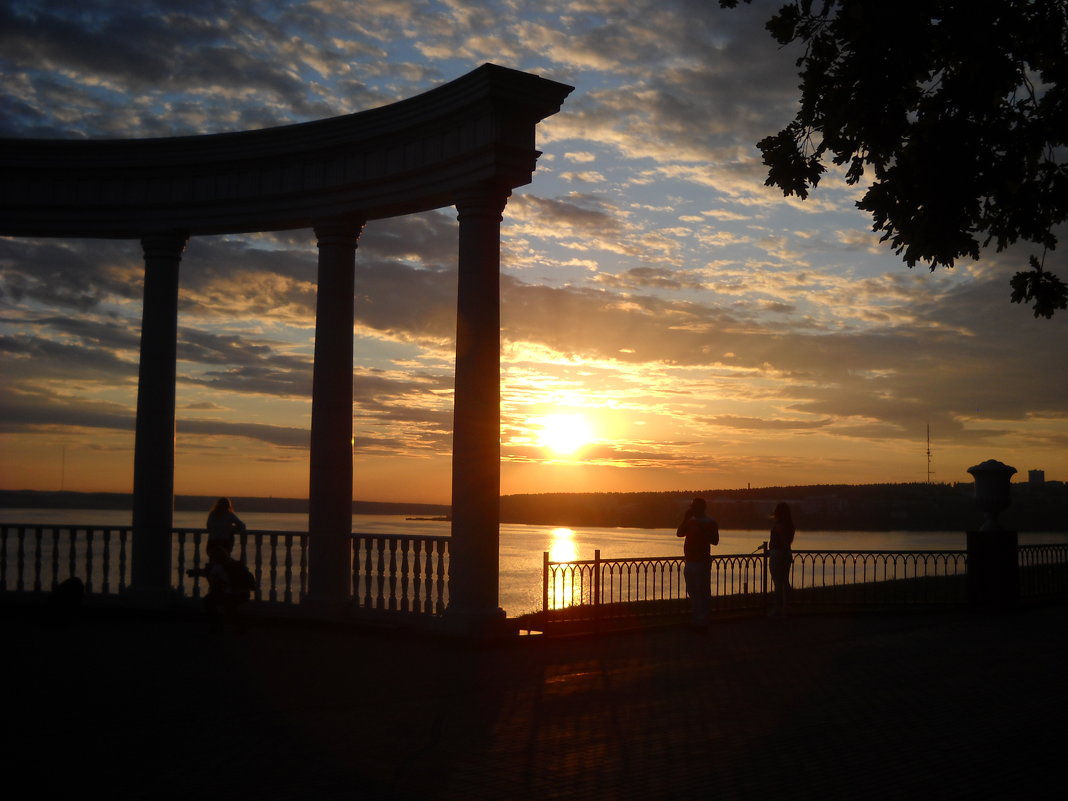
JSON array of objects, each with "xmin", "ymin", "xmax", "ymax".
[
  {"xmin": 418, "ymin": 541, "xmax": 432, "ymax": 614},
  {"xmin": 385, "ymin": 538, "xmax": 397, "ymax": 611},
  {"xmin": 32, "ymin": 527, "xmax": 44, "ymax": 592},
  {"xmin": 283, "ymin": 533, "xmax": 293, "ymax": 604},
  {"xmin": 298, "ymin": 534, "xmax": 307, "ymax": 601},
  {"xmin": 352, "ymin": 540, "xmax": 365, "ymax": 606},
  {"xmin": 358, "ymin": 536, "xmax": 370, "ymax": 607},
  {"xmin": 65, "ymin": 527, "xmax": 76, "ymax": 586},
  {"xmin": 413, "ymin": 541, "xmax": 424, "ymax": 614},
  {"xmin": 434, "ymin": 539, "xmax": 446, "ymax": 615},
  {"xmin": 83, "ymin": 529, "xmax": 93, "ymax": 593},
  {"xmin": 399, "ymin": 539, "xmax": 411, "ymax": 613},
  {"xmin": 194, "ymin": 530, "xmax": 206, "ymax": 598},
  {"xmin": 15, "ymin": 527, "xmax": 27, "ymax": 592},
  {"xmin": 374, "ymin": 539, "xmax": 386, "ymax": 609},
  {"xmin": 50, "ymin": 527, "xmax": 60, "ymax": 591},
  {"xmin": 0, "ymin": 526, "xmax": 8, "ymax": 592},
  {"xmin": 103, "ymin": 529, "xmax": 113, "ymax": 595},
  {"xmin": 268, "ymin": 534, "xmax": 278, "ymax": 603},
  {"xmin": 410, "ymin": 540, "xmax": 423, "ymax": 613},
  {"xmin": 118, "ymin": 529, "xmax": 128, "ymax": 592},
  {"xmin": 253, "ymin": 533, "xmax": 264, "ymax": 601},
  {"xmin": 175, "ymin": 530, "xmax": 187, "ymax": 595}
]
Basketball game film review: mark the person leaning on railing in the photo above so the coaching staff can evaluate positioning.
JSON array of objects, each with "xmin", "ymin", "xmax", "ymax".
[
  {"xmin": 200, "ymin": 497, "xmax": 254, "ymax": 620},
  {"xmin": 206, "ymin": 497, "xmax": 246, "ymax": 562},
  {"xmin": 187, "ymin": 495, "xmax": 247, "ymax": 585},
  {"xmin": 676, "ymin": 497, "xmax": 720, "ymax": 630}
]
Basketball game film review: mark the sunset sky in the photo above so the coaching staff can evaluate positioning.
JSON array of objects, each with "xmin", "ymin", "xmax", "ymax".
[{"xmin": 2, "ymin": 0, "xmax": 1066, "ymax": 504}]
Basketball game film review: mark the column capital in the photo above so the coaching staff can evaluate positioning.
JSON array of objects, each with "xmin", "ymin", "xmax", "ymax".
[
  {"xmin": 454, "ymin": 184, "xmax": 511, "ymax": 222},
  {"xmin": 140, "ymin": 230, "xmax": 189, "ymax": 260},
  {"xmin": 314, "ymin": 217, "xmax": 366, "ymax": 247}
]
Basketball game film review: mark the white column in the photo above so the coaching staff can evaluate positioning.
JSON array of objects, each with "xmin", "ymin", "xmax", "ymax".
[
  {"xmin": 446, "ymin": 184, "xmax": 510, "ymax": 632},
  {"xmin": 130, "ymin": 230, "xmax": 188, "ymax": 601},
  {"xmin": 306, "ymin": 218, "xmax": 364, "ymax": 609}
]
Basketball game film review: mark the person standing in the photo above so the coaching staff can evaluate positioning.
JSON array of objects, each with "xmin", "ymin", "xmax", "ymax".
[
  {"xmin": 676, "ymin": 497, "xmax": 719, "ymax": 629},
  {"xmin": 768, "ymin": 501, "xmax": 795, "ymax": 618}
]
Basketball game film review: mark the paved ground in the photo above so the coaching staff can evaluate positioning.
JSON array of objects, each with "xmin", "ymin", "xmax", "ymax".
[{"xmin": 9, "ymin": 602, "xmax": 1066, "ymax": 800}]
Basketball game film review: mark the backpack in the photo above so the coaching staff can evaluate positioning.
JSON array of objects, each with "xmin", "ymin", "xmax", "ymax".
[{"xmin": 223, "ymin": 559, "xmax": 258, "ymax": 601}]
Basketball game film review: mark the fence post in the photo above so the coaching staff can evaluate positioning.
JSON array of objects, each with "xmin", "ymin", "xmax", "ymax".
[
  {"xmin": 593, "ymin": 549, "xmax": 601, "ymax": 608},
  {"xmin": 593, "ymin": 549, "xmax": 602, "ymax": 630},
  {"xmin": 760, "ymin": 541, "xmax": 769, "ymax": 605},
  {"xmin": 542, "ymin": 551, "xmax": 549, "ymax": 613}
]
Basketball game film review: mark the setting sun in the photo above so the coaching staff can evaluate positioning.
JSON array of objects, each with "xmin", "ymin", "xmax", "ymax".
[{"xmin": 536, "ymin": 414, "xmax": 595, "ymax": 456}]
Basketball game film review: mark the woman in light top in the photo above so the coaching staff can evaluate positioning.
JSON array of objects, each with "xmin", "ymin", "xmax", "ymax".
[{"xmin": 768, "ymin": 502, "xmax": 795, "ymax": 617}]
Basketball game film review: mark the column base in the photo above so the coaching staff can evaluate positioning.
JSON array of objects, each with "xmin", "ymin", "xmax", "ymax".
[
  {"xmin": 441, "ymin": 604, "xmax": 516, "ymax": 638},
  {"xmin": 966, "ymin": 530, "xmax": 1019, "ymax": 611},
  {"xmin": 298, "ymin": 594, "xmax": 355, "ymax": 622},
  {"xmin": 122, "ymin": 585, "xmax": 185, "ymax": 611}
]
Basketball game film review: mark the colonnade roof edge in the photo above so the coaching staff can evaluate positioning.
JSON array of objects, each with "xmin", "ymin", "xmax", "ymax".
[{"xmin": 0, "ymin": 63, "xmax": 575, "ymax": 239}]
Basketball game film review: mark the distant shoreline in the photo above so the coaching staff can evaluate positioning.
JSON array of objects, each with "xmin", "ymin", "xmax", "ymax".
[
  {"xmin": 0, "ymin": 489, "xmax": 449, "ymax": 517},
  {"xmin": 4, "ymin": 481, "xmax": 1066, "ymax": 532}
]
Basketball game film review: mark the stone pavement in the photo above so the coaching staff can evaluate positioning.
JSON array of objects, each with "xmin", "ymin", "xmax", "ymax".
[{"xmin": 10, "ymin": 602, "xmax": 1066, "ymax": 800}]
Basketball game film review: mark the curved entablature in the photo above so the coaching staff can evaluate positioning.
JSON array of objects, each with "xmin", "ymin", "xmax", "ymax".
[{"xmin": 0, "ymin": 63, "xmax": 574, "ymax": 238}]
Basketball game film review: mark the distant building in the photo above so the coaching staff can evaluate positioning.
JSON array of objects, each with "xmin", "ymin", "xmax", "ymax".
[{"xmin": 1029, "ymin": 469, "xmax": 1046, "ymax": 485}]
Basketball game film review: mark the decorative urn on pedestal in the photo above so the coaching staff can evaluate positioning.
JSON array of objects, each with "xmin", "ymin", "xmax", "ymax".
[{"xmin": 967, "ymin": 459, "xmax": 1017, "ymax": 532}]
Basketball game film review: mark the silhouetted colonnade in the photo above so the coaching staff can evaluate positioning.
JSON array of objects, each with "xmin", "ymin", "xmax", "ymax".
[{"xmin": 0, "ymin": 64, "xmax": 573, "ymax": 633}]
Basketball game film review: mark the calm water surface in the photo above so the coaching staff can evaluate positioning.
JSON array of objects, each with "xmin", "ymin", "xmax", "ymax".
[{"xmin": 3, "ymin": 509, "xmax": 1064, "ymax": 616}]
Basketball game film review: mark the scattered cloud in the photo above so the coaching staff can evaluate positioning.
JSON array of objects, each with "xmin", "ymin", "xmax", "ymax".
[{"xmin": 3, "ymin": 0, "xmax": 1067, "ymax": 500}]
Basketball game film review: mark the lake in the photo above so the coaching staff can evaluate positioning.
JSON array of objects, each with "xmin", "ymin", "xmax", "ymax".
[{"xmin": 3, "ymin": 508, "xmax": 1064, "ymax": 616}]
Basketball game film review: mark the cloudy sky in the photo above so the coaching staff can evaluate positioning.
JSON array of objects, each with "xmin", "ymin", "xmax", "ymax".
[{"xmin": 1, "ymin": 0, "xmax": 1065, "ymax": 504}]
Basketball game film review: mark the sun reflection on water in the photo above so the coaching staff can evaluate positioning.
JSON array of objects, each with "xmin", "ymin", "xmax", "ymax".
[
  {"xmin": 548, "ymin": 527, "xmax": 580, "ymax": 610},
  {"xmin": 548, "ymin": 527, "xmax": 577, "ymax": 563}
]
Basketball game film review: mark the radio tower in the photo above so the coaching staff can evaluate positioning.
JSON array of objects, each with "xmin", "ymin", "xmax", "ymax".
[{"xmin": 926, "ymin": 424, "xmax": 933, "ymax": 483}]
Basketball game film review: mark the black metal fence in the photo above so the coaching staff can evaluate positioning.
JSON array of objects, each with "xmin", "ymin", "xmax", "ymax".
[
  {"xmin": 537, "ymin": 541, "xmax": 1067, "ymax": 629},
  {"xmin": 1018, "ymin": 543, "xmax": 1068, "ymax": 598},
  {"xmin": 2, "ymin": 523, "xmax": 1065, "ymax": 629}
]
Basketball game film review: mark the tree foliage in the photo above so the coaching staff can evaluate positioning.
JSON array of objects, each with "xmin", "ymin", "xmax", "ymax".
[{"xmin": 721, "ymin": 0, "xmax": 1068, "ymax": 317}]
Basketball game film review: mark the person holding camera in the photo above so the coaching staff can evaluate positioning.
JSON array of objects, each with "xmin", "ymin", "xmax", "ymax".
[
  {"xmin": 676, "ymin": 497, "xmax": 720, "ymax": 630},
  {"xmin": 768, "ymin": 501, "xmax": 796, "ymax": 618}
]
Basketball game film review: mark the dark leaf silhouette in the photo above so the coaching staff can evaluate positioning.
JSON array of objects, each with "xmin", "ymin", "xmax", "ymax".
[
  {"xmin": 1010, "ymin": 256, "xmax": 1068, "ymax": 319},
  {"xmin": 721, "ymin": 0, "xmax": 1067, "ymax": 316}
]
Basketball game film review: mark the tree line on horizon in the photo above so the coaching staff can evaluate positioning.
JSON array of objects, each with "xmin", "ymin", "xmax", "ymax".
[
  {"xmin": 499, "ymin": 481, "xmax": 1068, "ymax": 532},
  {"xmin": 4, "ymin": 480, "xmax": 1065, "ymax": 532}
]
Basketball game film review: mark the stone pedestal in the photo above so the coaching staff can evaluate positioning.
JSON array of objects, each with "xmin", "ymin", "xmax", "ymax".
[
  {"xmin": 965, "ymin": 459, "xmax": 1019, "ymax": 611},
  {"xmin": 967, "ymin": 530, "xmax": 1019, "ymax": 611},
  {"xmin": 967, "ymin": 459, "xmax": 1017, "ymax": 531}
]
